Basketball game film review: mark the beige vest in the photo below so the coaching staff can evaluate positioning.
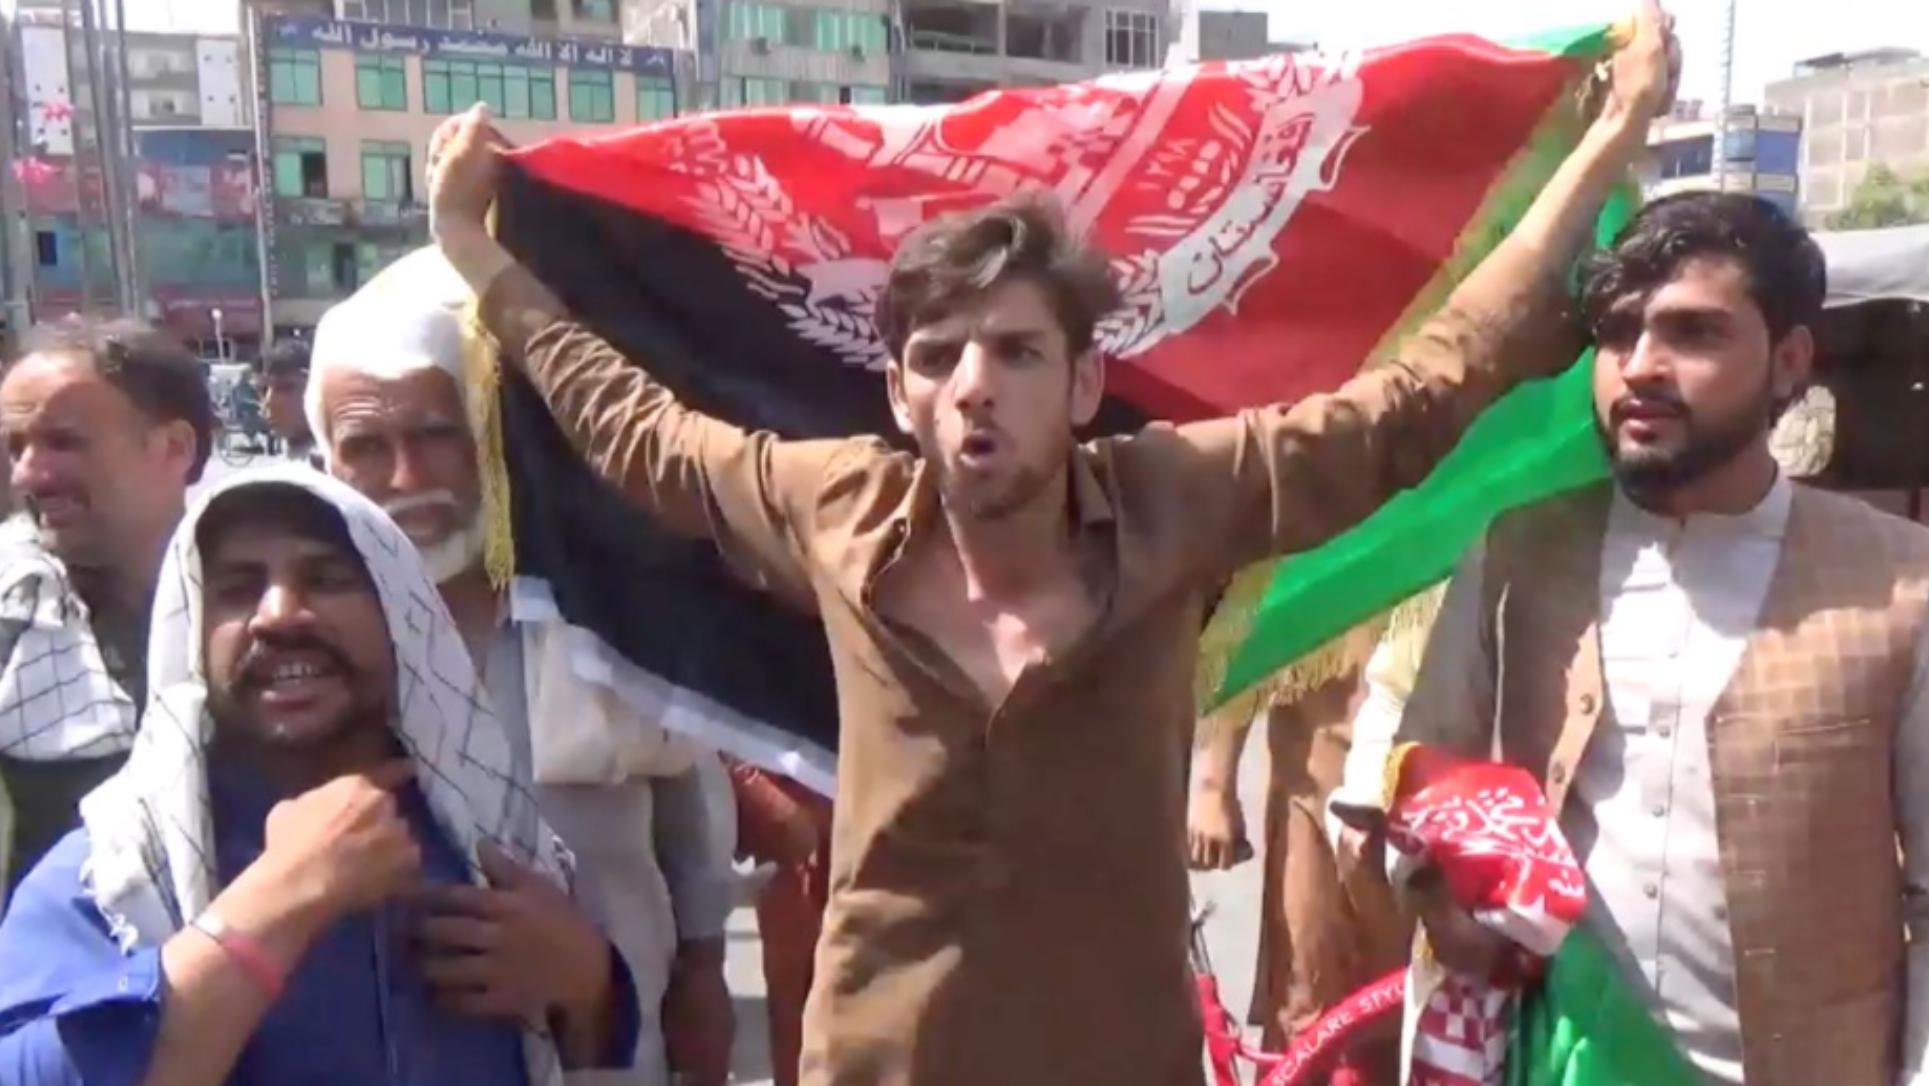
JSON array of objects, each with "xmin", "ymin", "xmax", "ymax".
[{"xmin": 1476, "ymin": 482, "xmax": 1929, "ymax": 1086}]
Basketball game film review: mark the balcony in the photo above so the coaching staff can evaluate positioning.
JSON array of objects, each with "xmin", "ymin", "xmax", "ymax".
[
  {"xmin": 275, "ymin": 196, "xmax": 348, "ymax": 227},
  {"xmin": 901, "ymin": 0, "xmax": 1095, "ymax": 86},
  {"xmin": 357, "ymin": 200, "xmax": 427, "ymax": 229}
]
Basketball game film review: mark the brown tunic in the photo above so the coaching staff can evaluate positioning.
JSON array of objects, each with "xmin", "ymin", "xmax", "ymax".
[{"xmin": 476, "ymin": 257, "xmax": 1577, "ymax": 1086}]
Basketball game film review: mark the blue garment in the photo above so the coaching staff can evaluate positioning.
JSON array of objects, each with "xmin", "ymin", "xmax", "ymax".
[{"xmin": 0, "ymin": 769, "xmax": 637, "ymax": 1086}]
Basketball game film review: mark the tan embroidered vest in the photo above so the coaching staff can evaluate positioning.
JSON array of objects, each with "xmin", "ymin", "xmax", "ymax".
[{"xmin": 1476, "ymin": 481, "xmax": 1929, "ymax": 1085}]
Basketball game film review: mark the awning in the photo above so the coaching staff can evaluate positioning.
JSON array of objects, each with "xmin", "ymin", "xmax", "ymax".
[{"xmin": 1816, "ymin": 224, "xmax": 1929, "ymax": 308}]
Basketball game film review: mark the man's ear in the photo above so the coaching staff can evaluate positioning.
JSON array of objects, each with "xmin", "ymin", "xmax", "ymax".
[
  {"xmin": 885, "ymin": 358, "xmax": 915, "ymax": 437},
  {"xmin": 1771, "ymin": 324, "xmax": 1816, "ymax": 407},
  {"xmin": 153, "ymin": 418, "xmax": 200, "ymax": 484},
  {"xmin": 1068, "ymin": 349, "xmax": 1105, "ymax": 428}
]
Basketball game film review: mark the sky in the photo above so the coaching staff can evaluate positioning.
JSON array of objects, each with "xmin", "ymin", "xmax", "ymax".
[
  {"xmin": 122, "ymin": 0, "xmax": 1929, "ymax": 109},
  {"xmin": 1236, "ymin": 0, "xmax": 1929, "ymax": 108}
]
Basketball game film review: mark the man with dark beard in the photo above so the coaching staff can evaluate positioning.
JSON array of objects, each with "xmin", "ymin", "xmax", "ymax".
[
  {"xmin": 0, "ymin": 470, "xmax": 640, "ymax": 1085},
  {"xmin": 1344, "ymin": 191, "xmax": 1929, "ymax": 1086}
]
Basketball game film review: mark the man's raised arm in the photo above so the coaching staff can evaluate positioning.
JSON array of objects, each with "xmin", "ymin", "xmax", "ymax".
[
  {"xmin": 1181, "ymin": 1, "xmax": 1674, "ymax": 575},
  {"xmin": 428, "ymin": 107, "xmax": 835, "ymax": 601}
]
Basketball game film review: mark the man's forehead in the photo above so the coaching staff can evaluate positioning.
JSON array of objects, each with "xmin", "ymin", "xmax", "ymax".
[
  {"xmin": 204, "ymin": 519, "xmax": 359, "ymax": 566},
  {"xmin": 1612, "ymin": 255, "xmax": 1753, "ymax": 315},
  {"xmin": 2, "ymin": 351, "xmax": 115, "ymax": 405},
  {"xmin": 323, "ymin": 364, "xmax": 464, "ymax": 415},
  {"xmin": 905, "ymin": 279, "xmax": 1063, "ymax": 346}
]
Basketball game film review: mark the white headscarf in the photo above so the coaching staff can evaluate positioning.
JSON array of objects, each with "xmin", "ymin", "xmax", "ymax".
[
  {"xmin": 306, "ymin": 248, "xmax": 475, "ymax": 457},
  {"xmin": 77, "ymin": 465, "xmax": 570, "ymax": 1085}
]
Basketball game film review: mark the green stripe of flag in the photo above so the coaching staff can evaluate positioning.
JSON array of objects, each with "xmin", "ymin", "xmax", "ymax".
[{"xmin": 1208, "ymin": 184, "xmax": 1634, "ymax": 707}]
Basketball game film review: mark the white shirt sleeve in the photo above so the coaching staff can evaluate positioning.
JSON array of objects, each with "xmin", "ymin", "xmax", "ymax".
[{"xmin": 1895, "ymin": 611, "xmax": 1929, "ymax": 1085}]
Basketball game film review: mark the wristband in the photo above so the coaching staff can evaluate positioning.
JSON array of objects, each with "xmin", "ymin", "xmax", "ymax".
[{"xmin": 191, "ymin": 912, "xmax": 286, "ymax": 1000}]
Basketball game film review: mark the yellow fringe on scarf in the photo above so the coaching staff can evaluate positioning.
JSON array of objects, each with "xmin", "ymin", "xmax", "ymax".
[
  {"xmin": 460, "ymin": 297, "xmax": 516, "ymax": 593},
  {"xmin": 1192, "ymin": 582, "xmax": 1446, "ymax": 749}
]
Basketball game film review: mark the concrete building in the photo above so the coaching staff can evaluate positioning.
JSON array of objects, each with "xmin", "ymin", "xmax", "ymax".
[
  {"xmin": 241, "ymin": 1, "xmax": 684, "ymax": 333},
  {"xmin": 1643, "ymin": 103, "xmax": 1803, "ymax": 218},
  {"xmin": 621, "ymin": 0, "xmax": 891, "ymax": 110},
  {"xmin": 1765, "ymin": 49, "xmax": 1929, "ymax": 224},
  {"xmin": 5, "ymin": 5, "xmax": 261, "ymax": 351},
  {"xmin": 1171, "ymin": 8, "xmax": 1307, "ymax": 65},
  {"xmin": 896, "ymin": 0, "xmax": 1170, "ymax": 105},
  {"xmin": 126, "ymin": 30, "xmax": 250, "ymax": 127}
]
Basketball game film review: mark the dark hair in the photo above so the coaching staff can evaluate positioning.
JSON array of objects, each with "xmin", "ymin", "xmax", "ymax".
[
  {"xmin": 196, "ymin": 483, "xmax": 360, "ymax": 565},
  {"xmin": 1579, "ymin": 192, "xmax": 1827, "ymax": 344},
  {"xmin": 876, "ymin": 193, "xmax": 1123, "ymax": 361},
  {"xmin": 261, "ymin": 338, "xmax": 310, "ymax": 381},
  {"xmin": 11, "ymin": 315, "xmax": 214, "ymax": 483}
]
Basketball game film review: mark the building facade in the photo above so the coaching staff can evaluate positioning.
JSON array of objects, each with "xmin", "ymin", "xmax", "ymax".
[
  {"xmin": 897, "ymin": 0, "xmax": 1166, "ymax": 104},
  {"xmin": 1643, "ymin": 104, "xmax": 1803, "ymax": 218},
  {"xmin": 246, "ymin": 5, "xmax": 683, "ymax": 332},
  {"xmin": 7, "ymin": 6, "xmax": 262, "ymax": 352},
  {"xmin": 1172, "ymin": 9, "xmax": 1307, "ymax": 65},
  {"xmin": 1765, "ymin": 49, "xmax": 1929, "ymax": 224}
]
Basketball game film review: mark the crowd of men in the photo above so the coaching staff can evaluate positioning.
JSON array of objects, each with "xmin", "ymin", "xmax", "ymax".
[{"xmin": 2, "ymin": 4, "xmax": 1927, "ymax": 1084}]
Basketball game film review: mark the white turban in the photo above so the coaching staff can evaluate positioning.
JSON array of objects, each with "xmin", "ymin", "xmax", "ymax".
[{"xmin": 305, "ymin": 247, "xmax": 476, "ymax": 461}]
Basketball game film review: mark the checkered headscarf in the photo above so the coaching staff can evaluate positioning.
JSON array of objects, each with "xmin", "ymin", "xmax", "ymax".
[{"xmin": 76, "ymin": 466, "xmax": 572, "ymax": 1085}]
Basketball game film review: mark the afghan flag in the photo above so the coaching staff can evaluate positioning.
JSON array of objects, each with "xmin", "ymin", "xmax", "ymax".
[
  {"xmin": 487, "ymin": 24, "xmax": 1630, "ymax": 789},
  {"xmin": 1320, "ymin": 744, "xmax": 1703, "ymax": 1086}
]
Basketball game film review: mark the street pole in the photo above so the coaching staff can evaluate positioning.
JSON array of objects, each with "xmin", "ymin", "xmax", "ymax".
[
  {"xmin": 75, "ymin": 0, "xmax": 130, "ymax": 312},
  {"xmin": 110, "ymin": 0, "xmax": 141, "ymax": 312},
  {"xmin": 0, "ymin": 9, "xmax": 32, "ymax": 343},
  {"xmin": 245, "ymin": 4, "xmax": 276, "ymax": 344},
  {"xmin": 59, "ymin": 0, "xmax": 95, "ymax": 313},
  {"xmin": 1713, "ymin": 0, "xmax": 1736, "ymax": 190}
]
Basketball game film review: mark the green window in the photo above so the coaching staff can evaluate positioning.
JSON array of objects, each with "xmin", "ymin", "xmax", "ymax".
[
  {"xmin": 848, "ymin": 84, "xmax": 887, "ymax": 105},
  {"xmin": 304, "ymin": 242, "xmax": 336, "ymax": 295},
  {"xmin": 355, "ymin": 54, "xmax": 407, "ymax": 110},
  {"xmin": 567, "ymin": 68, "xmax": 614, "ymax": 122},
  {"xmin": 423, "ymin": 58, "xmax": 476, "ymax": 114},
  {"xmin": 636, "ymin": 76, "xmax": 676, "ymax": 121},
  {"xmin": 269, "ymin": 47, "xmax": 322, "ymax": 105},
  {"xmin": 272, "ymin": 136, "xmax": 327, "ymax": 198},
  {"xmin": 425, "ymin": 58, "xmax": 554, "ymax": 117},
  {"xmin": 726, "ymin": 2, "xmax": 787, "ymax": 41},
  {"xmin": 502, "ymin": 64, "xmax": 557, "ymax": 120},
  {"xmin": 359, "ymin": 140, "xmax": 413, "ymax": 202},
  {"xmin": 813, "ymin": 11, "xmax": 887, "ymax": 54},
  {"xmin": 724, "ymin": 77, "xmax": 787, "ymax": 107}
]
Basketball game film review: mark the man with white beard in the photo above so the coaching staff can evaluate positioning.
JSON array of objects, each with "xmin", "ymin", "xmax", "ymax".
[{"xmin": 305, "ymin": 252, "xmax": 737, "ymax": 1086}]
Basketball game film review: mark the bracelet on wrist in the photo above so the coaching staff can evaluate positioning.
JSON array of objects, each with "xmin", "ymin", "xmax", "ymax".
[{"xmin": 191, "ymin": 912, "xmax": 287, "ymax": 1001}]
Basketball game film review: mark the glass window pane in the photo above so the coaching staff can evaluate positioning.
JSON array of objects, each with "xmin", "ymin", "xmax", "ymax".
[
  {"xmin": 274, "ymin": 152, "xmax": 301, "ymax": 196},
  {"xmin": 451, "ymin": 68, "xmax": 477, "ymax": 109},
  {"xmin": 479, "ymin": 66, "xmax": 506, "ymax": 113},
  {"xmin": 503, "ymin": 66, "xmax": 528, "ymax": 118},
  {"xmin": 305, "ymin": 244, "xmax": 332, "ymax": 295},
  {"xmin": 532, "ymin": 74, "xmax": 556, "ymax": 119},
  {"xmin": 363, "ymin": 155, "xmax": 388, "ymax": 200}
]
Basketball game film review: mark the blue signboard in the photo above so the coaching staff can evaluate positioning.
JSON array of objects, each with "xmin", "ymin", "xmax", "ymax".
[{"xmin": 265, "ymin": 14, "xmax": 674, "ymax": 76}]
